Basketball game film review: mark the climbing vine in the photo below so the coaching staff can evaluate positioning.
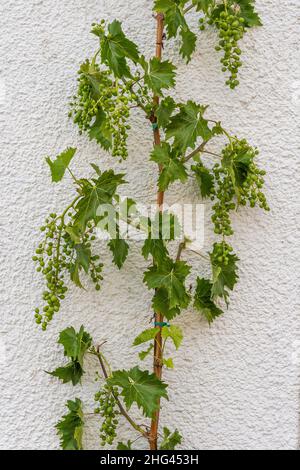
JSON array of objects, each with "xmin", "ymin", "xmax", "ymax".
[{"xmin": 32, "ymin": 0, "xmax": 268, "ymax": 450}]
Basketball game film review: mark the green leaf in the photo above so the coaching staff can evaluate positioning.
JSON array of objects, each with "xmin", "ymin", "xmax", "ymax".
[
  {"xmin": 154, "ymin": 0, "xmax": 187, "ymax": 38},
  {"xmin": 210, "ymin": 1, "xmax": 262, "ymax": 29},
  {"xmin": 49, "ymin": 362, "xmax": 83, "ymax": 386},
  {"xmin": 235, "ymin": 0, "xmax": 262, "ymax": 27},
  {"xmin": 222, "ymin": 146, "xmax": 254, "ymax": 190},
  {"xmin": 148, "ymin": 210, "xmax": 181, "ymax": 241},
  {"xmin": 133, "ymin": 328, "xmax": 159, "ymax": 346},
  {"xmin": 144, "ymin": 258, "xmax": 191, "ymax": 309},
  {"xmin": 75, "ymin": 244, "xmax": 91, "ymax": 274},
  {"xmin": 166, "ymin": 101, "xmax": 212, "ymax": 152},
  {"xmin": 159, "ymin": 427, "xmax": 182, "ymax": 450},
  {"xmin": 69, "ymin": 243, "xmax": 92, "ymax": 288},
  {"xmin": 151, "ymin": 142, "xmax": 188, "ymax": 191},
  {"xmin": 153, "ymin": 1, "xmax": 198, "ymax": 62},
  {"xmin": 117, "ymin": 440, "xmax": 133, "ymax": 450},
  {"xmin": 108, "ymin": 238, "xmax": 129, "ymax": 269},
  {"xmin": 48, "ymin": 326, "xmax": 92, "ymax": 385},
  {"xmin": 210, "ymin": 243, "xmax": 239, "ymax": 302},
  {"xmin": 101, "ymin": 20, "xmax": 140, "ymax": 78},
  {"xmin": 65, "ymin": 225, "xmax": 82, "ymax": 244},
  {"xmin": 46, "ymin": 148, "xmax": 76, "ymax": 183},
  {"xmin": 194, "ymin": 277, "xmax": 223, "ymax": 324},
  {"xmin": 139, "ymin": 344, "xmax": 154, "ymax": 361},
  {"xmin": 163, "ymin": 358, "xmax": 174, "ymax": 369},
  {"xmin": 108, "ymin": 366, "xmax": 168, "ymax": 418},
  {"xmin": 155, "ymin": 96, "xmax": 176, "ymax": 128},
  {"xmin": 73, "ymin": 170, "xmax": 126, "ymax": 231},
  {"xmin": 191, "ymin": 162, "xmax": 214, "ymax": 198},
  {"xmin": 192, "ymin": 0, "xmax": 213, "ymax": 13},
  {"xmin": 56, "ymin": 398, "xmax": 84, "ymax": 450},
  {"xmin": 152, "ymin": 288, "xmax": 181, "ymax": 320},
  {"xmin": 58, "ymin": 326, "xmax": 81, "ymax": 359},
  {"xmin": 144, "ymin": 58, "xmax": 176, "ymax": 95},
  {"xmin": 142, "ymin": 238, "xmax": 169, "ymax": 265},
  {"xmin": 180, "ymin": 28, "xmax": 197, "ymax": 63},
  {"xmin": 89, "ymin": 109, "xmax": 112, "ymax": 150},
  {"xmin": 161, "ymin": 325, "xmax": 183, "ymax": 349}
]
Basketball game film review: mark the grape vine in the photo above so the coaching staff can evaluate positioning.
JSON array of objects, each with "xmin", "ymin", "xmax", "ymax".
[{"xmin": 32, "ymin": 0, "xmax": 267, "ymax": 450}]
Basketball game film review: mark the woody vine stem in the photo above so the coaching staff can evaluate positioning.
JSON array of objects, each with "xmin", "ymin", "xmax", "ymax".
[
  {"xmin": 32, "ymin": 1, "xmax": 269, "ymax": 450},
  {"xmin": 150, "ymin": 12, "xmax": 165, "ymax": 450}
]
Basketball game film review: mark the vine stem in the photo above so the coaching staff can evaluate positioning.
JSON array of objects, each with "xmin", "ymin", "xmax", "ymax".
[
  {"xmin": 91, "ymin": 347, "xmax": 149, "ymax": 441},
  {"xmin": 149, "ymin": 12, "xmax": 165, "ymax": 451},
  {"xmin": 183, "ymin": 3, "xmax": 195, "ymax": 15}
]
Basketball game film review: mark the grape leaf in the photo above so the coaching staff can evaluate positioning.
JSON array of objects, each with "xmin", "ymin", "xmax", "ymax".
[
  {"xmin": 144, "ymin": 58, "xmax": 176, "ymax": 95},
  {"xmin": 210, "ymin": 244, "xmax": 239, "ymax": 302},
  {"xmin": 210, "ymin": 0, "xmax": 262, "ymax": 28},
  {"xmin": 151, "ymin": 142, "xmax": 188, "ymax": 190},
  {"xmin": 142, "ymin": 238, "xmax": 169, "ymax": 266},
  {"xmin": 155, "ymin": 96, "xmax": 176, "ymax": 128},
  {"xmin": 133, "ymin": 328, "xmax": 159, "ymax": 346},
  {"xmin": 154, "ymin": 0, "xmax": 187, "ymax": 38},
  {"xmin": 159, "ymin": 427, "xmax": 182, "ymax": 450},
  {"xmin": 70, "ymin": 243, "xmax": 91, "ymax": 288},
  {"xmin": 139, "ymin": 343, "xmax": 154, "ymax": 361},
  {"xmin": 117, "ymin": 440, "xmax": 133, "ymax": 450},
  {"xmin": 163, "ymin": 358, "xmax": 174, "ymax": 368},
  {"xmin": 56, "ymin": 398, "xmax": 84, "ymax": 450},
  {"xmin": 46, "ymin": 148, "xmax": 76, "ymax": 183},
  {"xmin": 194, "ymin": 277, "xmax": 223, "ymax": 324},
  {"xmin": 192, "ymin": 0, "xmax": 213, "ymax": 13},
  {"xmin": 48, "ymin": 326, "xmax": 92, "ymax": 385},
  {"xmin": 89, "ymin": 109, "xmax": 112, "ymax": 150},
  {"xmin": 180, "ymin": 28, "xmax": 197, "ymax": 63},
  {"xmin": 50, "ymin": 362, "xmax": 83, "ymax": 386},
  {"xmin": 161, "ymin": 325, "xmax": 183, "ymax": 349},
  {"xmin": 100, "ymin": 20, "xmax": 140, "ymax": 78},
  {"xmin": 222, "ymin": 146, "xmax": 253, "ymax": 191},
  {"xmin": 108, "ymin": 237, "xmax": 129, "ymax": 269},
  {"xmin": 144, "ymin": 258, "xmax": 191, "ymax": 309},
  {"xmin": 152, "ymin": 288, "xmax": 181, "ymax": 320},
  {"xmin": 153, "ymin": 1, "xmax": 198, "ymax": 62},
  {"xmin": 166, "ymin": 101, "xmax": 212, "ymax": 152},
  {"xmin": 108, "ymin": 366, "xmax": 168, "ymax": 418},
  {"xmin": 191, "ymin": 162, "xmax": 215, "ymax": 198},
  {"xmin": 235, "ymin": 0, "xmax": 262, "ymax": 27},
  {"xmin": 73, "ymin": 169, "xmax": 126, "ymax": 231}
]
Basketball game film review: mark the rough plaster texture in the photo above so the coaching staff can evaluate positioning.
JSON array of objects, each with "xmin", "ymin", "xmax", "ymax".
[{"xmin": 0, "ymin": 0, "xmax": 299, "ymax": 450}]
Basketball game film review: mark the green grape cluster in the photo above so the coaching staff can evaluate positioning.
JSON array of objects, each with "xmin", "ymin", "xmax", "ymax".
[
  {"xmin": 212, "ymin": 138, "xmax": 269, "ymax": 236},
  {"xmin": 211, "ymin": 241, "xmax": 234, "ymax": 266},
  {"xmin": 212, "ymin": 9, "xmax": 246, "ymax": 88},
  {"xmin": 69, "ymin": 60, "xmax": 107, "ymax": 132},
  {"xmin": 32, "ymin": 214, "xmax": 68, "ymax": 330},
  {"xmin": 33, "ymin": 213, "xmax": 104, "ymax": 329},
  {"xmin": 94, "ymin": 385, "xmax": 119, "ymax": 446},
  {"xmin": 224, "ymin": 139, "xmax": 269, "ymax": 210},
  {"xmin": 212, "ymin": 164, "xmax": 236, "ymax": 236},
  {"xmin": 80, "ymin": 222, "xmax": 104, "ymax": 290},
  {"xmin": 70, "ymin": 59, "xmax": 148, "ymax": 159}
]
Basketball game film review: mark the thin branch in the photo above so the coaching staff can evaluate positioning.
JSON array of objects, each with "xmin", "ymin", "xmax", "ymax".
[
  {"xmin": 92, "ymin": 346, "xmax": 149, "ymax": 442},
  {"xmin": 183, "ymin": 3, "xmax": 195, "ymax": 14},
  {"xmin": 176, "ymin": 240, "xmax": 186, "ymax": 261},
  {"xmin": 184, "ymin": 141, "xmax": 208, "ymax": 163},
  {"xmin": 202, "ymin": 150, "xmax": 222, "ymax": 158}
]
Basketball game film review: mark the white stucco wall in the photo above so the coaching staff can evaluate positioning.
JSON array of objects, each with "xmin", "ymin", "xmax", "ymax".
[{"xmin": 0, "ymin": 0, "xmax": 299, "ymax": 450}]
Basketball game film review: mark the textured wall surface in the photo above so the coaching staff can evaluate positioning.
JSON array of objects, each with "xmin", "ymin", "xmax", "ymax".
[{"xmin": 0, "ymin": 0, "xmax": 299, "ymax": 450}]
